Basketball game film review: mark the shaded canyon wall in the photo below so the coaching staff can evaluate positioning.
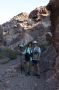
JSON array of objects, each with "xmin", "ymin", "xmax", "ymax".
[{"xmin": 46, "ymin": 0, "xmax": 59, "ymax": 88}]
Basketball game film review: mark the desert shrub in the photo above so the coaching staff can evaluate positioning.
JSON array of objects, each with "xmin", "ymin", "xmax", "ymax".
[
  {"xmin": 7, "ymin": 49, "xmax": 17, "ymax": 60},
  {"xmin": 9, "ymin": 51, "xmax": 17, "ymax": 60},
  {"xmin": 0, "ymin": 48, "xmax": 17, "ymax": 60},
  {"xmin": 0, "ymin": 54, "xmax": 4, "ymax": 59},
  {"xmin": 0, "ymin": 48, "xmax": 6, "ymax": 59},
  {"xmin": 3, "ymin": 48, "xmax": 17, "ymax": 60}
]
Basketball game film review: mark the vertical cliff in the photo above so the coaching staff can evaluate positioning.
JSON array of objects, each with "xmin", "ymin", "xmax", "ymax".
[
  {"xmin": 47, "ymin": 0, "xmax": 59, "ymax": 89},
  {"xmin": 47, "ymin": 0, "xmax": 59, "ymax": 54}
]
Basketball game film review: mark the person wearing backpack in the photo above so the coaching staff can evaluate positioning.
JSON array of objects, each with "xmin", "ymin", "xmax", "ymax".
[
  {"xmin": 32, "ymin": 41, "xmax": 41, "ymax": 77},
  {"xmin": 24, "ymin": 42, "xmax": 33, "ymax": 75}
]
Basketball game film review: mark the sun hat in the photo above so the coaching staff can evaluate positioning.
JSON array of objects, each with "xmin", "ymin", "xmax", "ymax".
[{"xmin": 33, "ymin": 40, "xmax": 38, "ymax": 44}]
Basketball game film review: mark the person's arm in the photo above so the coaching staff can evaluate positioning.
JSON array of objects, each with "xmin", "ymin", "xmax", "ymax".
[
  {"xmin": 22, "ymin": 49, "xmax": 25, "ymax": 54},
  {"xmin": 38, "ymin": 47, "xmax": 41, "ymax": 56},
  {"xmin": 37, "ymin": 47, "xmax": 41, "ymax": 61}
]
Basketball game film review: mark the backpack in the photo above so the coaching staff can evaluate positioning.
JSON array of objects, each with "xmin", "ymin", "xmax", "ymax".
[
  {"xmin": 33, "ymin": 47, "xmax": 39, "ymax": 54},
  {"xmin": 25, "ymin": 48, "xmax": 30, "ymax": 61},
  {"xmin": 25, "ymin": 48, "xmax": 33, "ymax": 60}
]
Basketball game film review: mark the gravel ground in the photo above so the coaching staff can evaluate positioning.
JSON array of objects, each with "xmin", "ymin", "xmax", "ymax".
[{"xmin": 0, "ymin": 56, "xmax": 57, "ymax": 90}]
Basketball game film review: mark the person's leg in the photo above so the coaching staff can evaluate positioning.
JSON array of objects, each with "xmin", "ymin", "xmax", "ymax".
[
  {"xmin": 25, "ymin": 61, "xmax": 30, "ymax": 75},
  {"xmin": 33, "ymin": 61, "xmax": 40, "ymax": 77},
  {"xmin": 27, "ymin": 61, "xmax": 30, "ymax": 74},
  {"xmin": 32, "ymin": 61, "xmax": 37, "ymax": 75},
  {"xmin": 37, "ymin": 62, "xmax": 40, "ymax": 75},
  {"xmin": 24, "ymin": 60, "xmax": 27, "ymax": 74},
  {"xmin": 34, "ymin": 63, "xmax": 38, "ymax": 75},
  {"xmin": 29, "ymin": 60, "xmax": 32, "ymax": 75},
  {"xmin": 31, "ymin": 60, "xmax": 35, "ymax": 75}
]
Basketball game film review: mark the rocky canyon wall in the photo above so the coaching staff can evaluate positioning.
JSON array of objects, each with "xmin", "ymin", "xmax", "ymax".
[
  {"xmin": 46, "ymin": 0, "xmax": 59, "ymax": 89},
  {"xmin": 46, "ymin": 0, "xmax": 59, "ymax": 54}
]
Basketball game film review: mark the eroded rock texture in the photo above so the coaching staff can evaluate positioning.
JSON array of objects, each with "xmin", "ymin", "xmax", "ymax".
[
  {"xmin": 46, "ymin": 0, "xmax": 59, "ymax": 89},
  {"xmin": 29, "ymin": 6, "xmax": 49, "ymax": 22},
  {"xmin": 46, "ymin": 0, "xmax": 59, "ymax": 54}
]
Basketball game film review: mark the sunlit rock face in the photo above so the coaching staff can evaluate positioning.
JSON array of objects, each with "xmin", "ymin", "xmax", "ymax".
[
  {"xmin": 2, "ymin": 6, "xmax": 51, "ymax": 50},
  {"xmin": 29, "ymin": 6, "xmax": 49, "ymax": 22}
]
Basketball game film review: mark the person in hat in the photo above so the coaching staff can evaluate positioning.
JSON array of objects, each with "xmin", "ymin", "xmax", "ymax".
[
  {"xmin": 18, "ymin": 44, "xmax": 24, "ymax": 73},
  {"xmin": 32, "ymin": 41, "xmax": 41, "ymax": 77}
]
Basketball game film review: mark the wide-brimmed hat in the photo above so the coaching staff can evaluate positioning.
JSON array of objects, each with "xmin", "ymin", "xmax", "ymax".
[{"xmin": 33, "ymin": 41, "xmax": 38, "ymax": 44}]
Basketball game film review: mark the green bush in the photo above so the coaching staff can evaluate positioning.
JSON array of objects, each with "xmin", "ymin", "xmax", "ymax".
[
  {"xmin": 0, "ymin": 54, "xmax": 4, "ymax": 59},
  {"xmin": 0, "ymin": 48, "xmax": 17, "ymax": 60},
  {"xmin": 4, "ymin": 48, "xmax": 17, "ymax": 60},
  {"xmin": 8, "ymin": 50, "xmax": 17, "ymax": 60}
]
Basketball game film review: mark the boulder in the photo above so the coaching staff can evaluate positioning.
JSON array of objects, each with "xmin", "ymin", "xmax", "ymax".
[
  {"xmin": 29, "ymin": 6, "xmax": 49, "ymax": 22},
  {"xmin": 46, "ymin": 0, "xmax": 59, "ymax": 52},
  {"xmin": 46, "ymin": 0, "xmax": 59, "ymax": 89},
  {"xmin": 40, "ymin": 45, "xmax": 57, "ymax": 72}
]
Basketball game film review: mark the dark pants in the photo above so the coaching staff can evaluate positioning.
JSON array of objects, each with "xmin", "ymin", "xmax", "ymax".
[{"xmin": 24, "ymin": 53, "xmax": 30, "ymax": 75}]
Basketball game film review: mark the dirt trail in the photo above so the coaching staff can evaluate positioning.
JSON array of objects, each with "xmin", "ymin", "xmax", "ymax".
[{"xmin": 0, "ymin": 56, "xmax": 56, "ymax": 90}]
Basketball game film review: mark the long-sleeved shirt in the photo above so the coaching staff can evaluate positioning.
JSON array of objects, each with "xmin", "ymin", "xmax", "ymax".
[{"xmin": 32, "ymin": 46, "xmax": 41, "ymax": 61}]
